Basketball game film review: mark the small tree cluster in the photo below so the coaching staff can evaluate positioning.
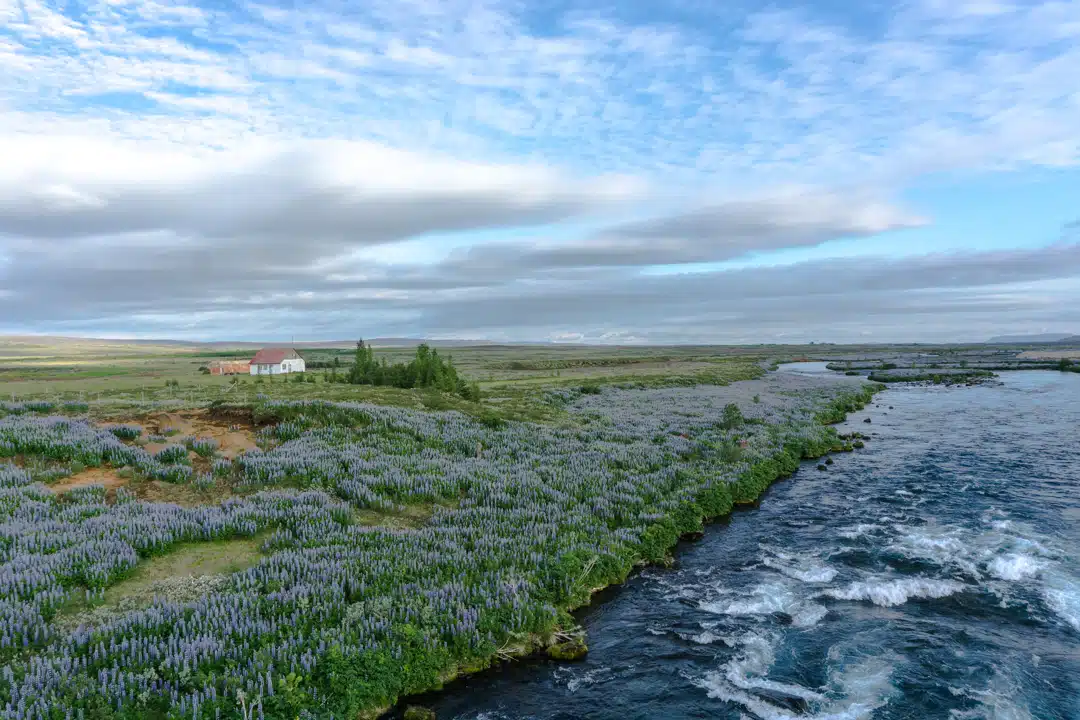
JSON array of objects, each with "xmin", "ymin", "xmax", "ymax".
[{"xmin": 335, "ymin": 340, "xmax": 481, "ymax": 401}]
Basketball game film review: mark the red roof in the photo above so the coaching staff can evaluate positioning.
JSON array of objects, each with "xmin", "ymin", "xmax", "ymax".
[{"xmin": 250, "ymin": 348, "xmax": 301, "ymax": 365}]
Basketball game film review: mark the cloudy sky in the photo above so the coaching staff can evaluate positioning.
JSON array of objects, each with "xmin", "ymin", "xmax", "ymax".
[{"xmin": 1, "ymin": 0, "xmax": 1078, "ymax": 344}]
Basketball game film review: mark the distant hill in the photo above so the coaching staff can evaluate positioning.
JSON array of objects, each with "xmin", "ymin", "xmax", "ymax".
[
  {"xmin": 0, "ymin": 335, "xmax": 520, "ymax": 350},
  {"xmin": 986, "ymin": 333, "xmax": 1078, "ymax": 344},
  {"xmin": 201, "ymin": 338, "xmax": 506, "ymax": 349}
]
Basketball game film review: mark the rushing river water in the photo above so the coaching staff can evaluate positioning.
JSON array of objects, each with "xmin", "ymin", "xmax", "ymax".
[{"xmin": 420, "ymin": 368, "xmax": 1080, "ymax": 720}]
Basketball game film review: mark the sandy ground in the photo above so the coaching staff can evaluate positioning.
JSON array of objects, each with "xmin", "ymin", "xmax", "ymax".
[
  {"xmin": 48, "ymin": 467, "xmax": 128, "ymax": 494},
  {"xmin": 40, "ymin": 410, "xmax": 259, "ymax": 504},
  {"xmin": 125, "ymin": 410, "xmax": 259, "ymax": 458}
]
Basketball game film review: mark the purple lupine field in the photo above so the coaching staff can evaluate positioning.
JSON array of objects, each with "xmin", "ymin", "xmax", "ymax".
[{"xmin": 0, "ymin": 372, "xmax": 872, "ymax": 719}]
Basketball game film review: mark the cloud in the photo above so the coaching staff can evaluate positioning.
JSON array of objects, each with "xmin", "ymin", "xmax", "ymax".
[
  {"xmin": 0, "ymin": 133, "xmax": 639, "ymax": 248},
  {"xmin": 1, "ymin": 0, "xmax": 1079, "ymax": 342},
  {"xmin": 4, "ymin": 220, "xmax": 1080, "ymax": 343},
  {"xmin": 433, "ymin": 189, "xmax": 926, "ymax": 272},
  {"xmin": 2, "ymin": 0, "xmax": 1079, "ymax": 182}
]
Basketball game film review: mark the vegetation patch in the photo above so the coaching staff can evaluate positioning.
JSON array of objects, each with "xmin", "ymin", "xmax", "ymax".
[
  {"xmin": 55, "ymin": 536, "xmax": 265, "ymax": 629},
  {"xmin": 0, "ymin": 346, "xmax": 886, "ymax": 720}
]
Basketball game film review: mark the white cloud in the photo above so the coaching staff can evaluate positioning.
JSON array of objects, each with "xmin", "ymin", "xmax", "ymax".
[
  {"xmin": 1, "ymin": 0, "xmax": 1077, "ymax": 180},
  {"xmin": 1, "ymin": 0, "xmax": 1079, "ymax": 340}
]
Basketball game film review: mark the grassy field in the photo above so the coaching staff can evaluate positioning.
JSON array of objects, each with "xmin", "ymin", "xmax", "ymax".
[
  {"xmin": 0, "ymin": 337, "xmax": 784, "ymax": 423},
  {"xmin": 0, "ymin": 335, "xmax": 956, "ymax": 401}
]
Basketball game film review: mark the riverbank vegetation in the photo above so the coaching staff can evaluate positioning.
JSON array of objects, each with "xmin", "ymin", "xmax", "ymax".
[{"xmin": 0, "ymin": 342, "xmax": 880, "ymax": 719}]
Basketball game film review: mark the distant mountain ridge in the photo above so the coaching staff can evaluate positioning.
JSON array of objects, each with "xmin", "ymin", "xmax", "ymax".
[
  {"xmin": 0, "ymin": 335, "xmax": 530, "ymax": 349},
  {"xmin": 987, "ymin": 333, "xmax": 1080, "ymax": 344}
]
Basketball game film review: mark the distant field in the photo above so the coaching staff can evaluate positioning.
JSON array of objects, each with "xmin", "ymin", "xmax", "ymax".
[
  {"xmin": 1, "ymin": 336, "xmax": 1065, "ymax": 416},
  {"xmin": 0, "ymin": 338, "xmax": 775, "ymax": 405}
]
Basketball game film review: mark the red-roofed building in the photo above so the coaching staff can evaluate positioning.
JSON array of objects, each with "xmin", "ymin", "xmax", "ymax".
[{"xmin": 249, "ymin": 348, "xmax": 305, "ymax": 375}]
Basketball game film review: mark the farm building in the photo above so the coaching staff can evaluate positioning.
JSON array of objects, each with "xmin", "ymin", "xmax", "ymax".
[
  {"xmin": 250, "ymin": 348, "xmax": 306, "ymax": 375},
  {"xmin": 207, "ymin": 360, "xmax": 250, "ymax": 376}
]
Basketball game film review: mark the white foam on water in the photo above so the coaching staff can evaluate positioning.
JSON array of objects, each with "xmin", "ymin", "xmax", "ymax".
[
  {"xmin": 880, "ymin": 517, "xmax": 1064, "ymax": 603},
  {"xmin": 1041, "ymin": 571, "xmax": 1080, "ymax": 632},
  {"xmin": 791, "ymin": 603, "xmax": 829, "ymax": 628},
  {"xmin": 988, "ymin": 554, "xmax": 1046, "ymax": 582},
  {"xmin": 701, "ymin": 581, "xmax": 799, "ymax": 617},
  {"xmin": 816, "ymin": 652, "xmax": 898, "ymax": 720},
  {"xmin": 695, "ymin": 632, "xmax": 825, "ymax": 718},
  {"xmin": 694, "ymin": 634, "xmax": 897, "ymax": 720},
  {"xmin": 822, "ymin": 577, "xmax": 966, "ymax": 607},
  {"xmin": 683, "ymin": 629, "xmax": 729, "ymax": 645},
  {"xmin": 887, "ymin": 525, "xmax": 971, "ymax": 567},
  {"xmin": 763, "ymin": 556, "xmax": 838, "ymax": 584},
  {"xmin": 837, "ymin": 523, "xmax": 882, "ymax": 540},
  {"xmin": 947, "ymin": 667, "xmax": 1035, "ymax": 720},
  {"xmin": 701, "ymin": 581, "xmax": 829, "ymax": 627},
  {"xmin": 563, "ymin": 666, "xmax": 612, "ymax": 694}
]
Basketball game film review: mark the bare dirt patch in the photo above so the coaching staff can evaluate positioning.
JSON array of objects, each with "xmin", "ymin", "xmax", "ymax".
[
  {"xmin": 151, "ymin": 410, "xmax": 259, "ymax": 458},
  {"xmin": 48, "ymin": 467, "xmax": 128, "ymax": 496},
  {"xmin": 103, "ymin": 409, "xmax": 259, "ymax": 459}
]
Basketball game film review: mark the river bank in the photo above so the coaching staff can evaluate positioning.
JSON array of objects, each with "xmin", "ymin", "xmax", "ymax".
[
  {"xmin": 417, "ymin": 370, "xmax": 1080, "ymax": 720},
  {"xmin": 377, "ymin": 372, "xmax": 883, "ymax": 718},
  {"xmin": 0, "ymin": 368, "xmax": 880, "ymax": 720}
]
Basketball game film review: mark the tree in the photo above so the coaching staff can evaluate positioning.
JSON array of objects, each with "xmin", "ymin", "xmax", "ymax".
[{"xmin": 343, "ymin": 339, "xmax": 479, "ymax": 400}]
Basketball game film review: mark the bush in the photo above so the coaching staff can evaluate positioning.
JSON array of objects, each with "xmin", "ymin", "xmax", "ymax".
[
  {"xmin": 719, "ymin": 403, "xmax": 744, "ymax": 430},
  {"xmin": 106, "ymin": 424, "xmax": 142, "ymax": 441},
  {"xmin": 154, "ymin": 445, "xmax": 189, "ymax": 464}
]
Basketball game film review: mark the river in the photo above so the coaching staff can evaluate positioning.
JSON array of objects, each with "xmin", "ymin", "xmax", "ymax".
[{"xmin": 415, "ymin": 367, "xmax": 1080, "ymax": 719}]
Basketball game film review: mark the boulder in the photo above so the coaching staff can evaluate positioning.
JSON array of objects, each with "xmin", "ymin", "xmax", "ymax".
[
  {"xmin": 548, "ymin": 637, "xmax": 588, "ymax": 661},
  {"xmin": 404, "ymin": 707, "xmax": 436, "ymax": 720}
]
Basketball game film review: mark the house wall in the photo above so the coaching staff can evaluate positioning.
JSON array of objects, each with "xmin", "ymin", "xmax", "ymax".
[
  {"xmin": 249, "ymin": 358, "xmax": 306, "ymax": 375},
  {"xmin": 210, "ymin": 362, "xmax": 248, "ymax": 376}
]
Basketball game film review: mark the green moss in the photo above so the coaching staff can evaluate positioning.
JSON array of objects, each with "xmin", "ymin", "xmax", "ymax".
[{"xmin": 548, "ymin": 638, "xmax": 588, "ymax": 661}]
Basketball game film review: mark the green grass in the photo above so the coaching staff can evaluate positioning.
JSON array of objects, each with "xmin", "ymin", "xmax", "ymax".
[
  {"xmin": 55, "ymin": 535, "xmax": 266, "ymax": 626},
  {"xmin": 54, "ymin": 501, "xmax": 452, "ymax": 628},
  {"xmin": 353, "ymin": 502, "xmax": 453, "ymax": 531},
  {"xmin": 0, "ymin": 338, "xmax": 773, "ymax": 427}
]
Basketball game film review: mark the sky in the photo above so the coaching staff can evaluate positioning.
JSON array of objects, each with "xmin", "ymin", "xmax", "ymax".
[{"xmin": 0, "ymin": 0, "xmax": 1078, "ymax": 344}]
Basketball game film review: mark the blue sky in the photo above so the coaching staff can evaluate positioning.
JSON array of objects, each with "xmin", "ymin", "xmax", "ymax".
[{"xmin": 0, "ymin": 0, "xmax": 1078, "ymax": 343}]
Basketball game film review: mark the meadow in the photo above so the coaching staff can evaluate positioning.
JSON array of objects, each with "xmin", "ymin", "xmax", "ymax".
[{"xmin": 0, "ymin": 338, "xmax": 881, "ymax": 719}]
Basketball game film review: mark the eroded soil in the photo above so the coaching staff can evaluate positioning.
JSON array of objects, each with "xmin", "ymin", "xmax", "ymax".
[
  {"xmin": 47, "ymin": 467, "xmax": 128, "ymax": 495},
  {"xmin": 135, "ymin": 409, "xmax": 259, "ymax": 458}
]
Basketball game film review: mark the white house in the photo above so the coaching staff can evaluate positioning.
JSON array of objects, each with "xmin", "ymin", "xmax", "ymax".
[{"xmin": 249, "ymin": 348, "xmax": 306, "ymax": 375}]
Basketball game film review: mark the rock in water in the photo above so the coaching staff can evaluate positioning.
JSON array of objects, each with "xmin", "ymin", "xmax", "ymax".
[
  {"xmin": 549, "ymin": 638, "xmax": 588, "ymax": 661},
  {"xmin": 864, "ymin": 417, "xmax": 872, "ymax": 423},
  {"xmin": 404, "ymin": 706, "xmax": 436, "ymax": 720}
]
